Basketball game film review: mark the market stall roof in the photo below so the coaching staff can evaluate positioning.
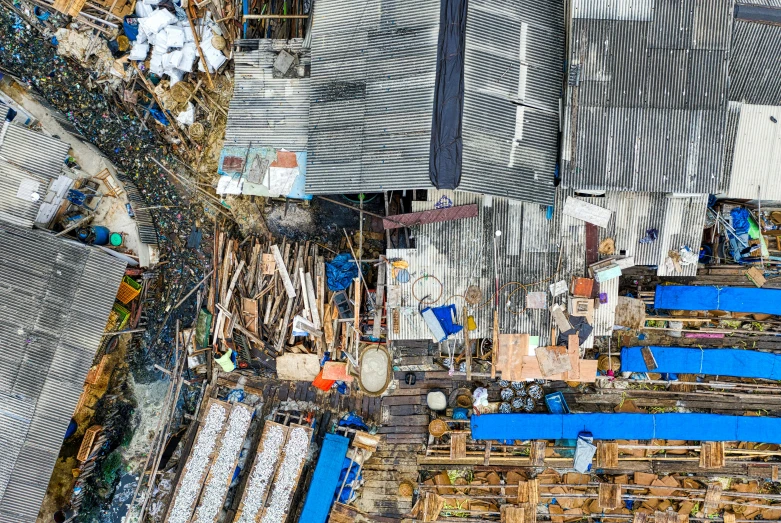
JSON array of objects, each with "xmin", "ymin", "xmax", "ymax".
[{"xmin": 0, "ymin": 224, "xmax": 126, "ymax": 523}]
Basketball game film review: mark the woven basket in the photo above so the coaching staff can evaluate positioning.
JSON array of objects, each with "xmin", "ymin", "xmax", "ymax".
[{"xmin": 428, "ymin": 419, "xmax": 448, "ymax": 438}]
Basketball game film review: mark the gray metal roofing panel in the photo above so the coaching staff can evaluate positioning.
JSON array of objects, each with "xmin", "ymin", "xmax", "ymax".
[
  {"xmin": 565, "ymin": 5, "xmax": 730, "ymax": 193},
  {"xmin": 0, "ymin": 161, "xmax": 48, "ymax": 228},
  {"xmin": 387, "ymin": 190, "xmax": 562, "ymax": 343},
  {"xmin": 736, "ymin": 0, "xmax": 781, "ymax": 4},
  {"xmin": 0, "ymin": 125, "xmax": 70, "ymax": 180},
  {"xmin": 305, "ymin": 0, "xmax": 440, "ymax": 194},
  {"xmin": 459, "ymin": 0, "xmax": 563, "ymax": 205},
  {"xmin": 119, "ymin": 173, "xmax": 158, "ymax": 245},
  {"xmin": 729, "ymin": 20, "xmax": 781, "ymax": 105},
  {"xmin": 571, "ymin": 0, "xmax": 655, "ymax": 21},
  {"xmin": 0, "ymin": 224, "xmax": 125, "ymax": 523},
  {"xmin": 725, "ymin": 102, "xmax": 781, "ymax": 200},
  {"xmin": 225, "ymin": 40, "xmax": 310, "ymax": 150}
]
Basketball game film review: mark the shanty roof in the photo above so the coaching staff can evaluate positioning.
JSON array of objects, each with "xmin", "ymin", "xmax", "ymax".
[
  {"xmin": 0, "ymin": 124, "xmax": 70, "ymax": 180},
  {"xmin": 224, "ymin": 39, "xmax": 310, "ymax": 150},
  {"xmin": 305, "ymin": 0, "xmax": 441, "ymax": 194},
  {"xmin": 387, "ymin": 190, "xmax": 560, "ymax": 343},
  {"xmin": 730, "ymin": 19, "xmax": 781, "ymax": 106},
  {"xmin": 0, "ymin": 224, "xmax": 126, "ymax": 523},
  {"xmin": 561, "ymin": 0, "xmax": 731, "ymax": 193},
  {"xmin": 458, "ymin": 0, "xmax": 564, "ymax": 205},
  {"xmin": 556, "ymin": 190, "xmax": 709, "ymax": 278},
  {"xmin": 0, "ymin": 160, "xmax": 49, "ymax": 228}
]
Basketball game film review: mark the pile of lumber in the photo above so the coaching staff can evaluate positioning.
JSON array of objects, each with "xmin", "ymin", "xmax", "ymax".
[{"xmin": 208, "ymin": 229, "xmax": 376, "ymax": 379}]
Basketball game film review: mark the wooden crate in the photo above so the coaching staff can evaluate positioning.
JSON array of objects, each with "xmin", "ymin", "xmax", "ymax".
[{"xmin": 77, "ymin": 425, "xmax": 103, "ymax": 462}]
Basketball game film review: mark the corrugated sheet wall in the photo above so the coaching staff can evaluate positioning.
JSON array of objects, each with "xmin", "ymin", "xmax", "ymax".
[
  {"xmin": 0, "ymin": 225, "xmax": 125, "ymax": 523},
  {"xmin": 563, "ymin": 0, "xmax": 732, "ymax": 193},
  {"xmin": 0, "ymin": 125, "xmax": 70, "ymax": 180},
  {"xmin": 305, "ymin": 0, "xmax": 440, "ymax": 194},
  {"xmin": 459, "ymin": 0, "xmax": 564, "ymax": 205},
  {"xmin": 225, "ymin": 39, "xmax": 311, "ymax": 150},
  {"xmin": 387, "ymin": 190, "xmax": 560, "ymax": 343}
]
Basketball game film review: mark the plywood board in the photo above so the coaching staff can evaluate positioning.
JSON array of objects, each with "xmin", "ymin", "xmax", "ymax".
[
  {"xmin": 615, "ymin": 296, "xmax": 646, "ymax": 329},
  {"xmin": 276, "ymin": 353, "xmax": 320, "ymax": 381},
  {"xmin": 497, "ymin": 333, "xmax": 528, "ymax": 381},
  {"xmin": 564, "ymin": 334, "xmax": 580, "ymax": 380},
  {"xmin": 520, "ymin": 357, "xmax": 598, "ymax": 382},
  {"xmin": 535, "ymin": 346, "xmax": 572, "ymax": 377}
]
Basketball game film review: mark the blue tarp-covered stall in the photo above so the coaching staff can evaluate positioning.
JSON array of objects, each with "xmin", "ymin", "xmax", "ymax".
[
  {"xmin": 298, "ymin": 433, "xmax": 350, "ymax": 523},
  {"xmin": 470, "ymin": 414, "xmax": 781, "ymax": 444},
  {"xmin": 621, "ymin": 346, "xmax": 781, "ymax": 380},
  {"xmin": 654, "ymin": 285, "xmax": 781, "ymax": 315}
]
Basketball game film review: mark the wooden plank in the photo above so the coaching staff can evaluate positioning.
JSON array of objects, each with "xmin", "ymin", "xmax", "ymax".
[
  {"xmin": 699, "ymin": 441, "xmax": 725, "ymax": 469},
  {"xmin": 501, "ymin": 505, "xmax": 526, "ymax": 523},
  {"xmin": 374, "ymin": 262, "xmax": 386, "ymax": 340},
  {"xmin": 703, "ymin": 482, "xmax": 723, "ymax": 515},
  {"xmin": 242, "ymin": 298, "xmax": 259, "ymax": 334},
  {"xmin": 463, "ymin": 307, "xmax": 472, "ymax": 381},
  {"xmin": 598, "ymin": 483, "xmax": 622, "ymax": 510},
  {"xmin": 564, "ymin": 334, "xmax": 580, "ymax": 381},
  {"xmin": 641, "ymin": 347, "xmax": 658, "ymax": 371},
  {"xmin": 275, "ymin": 353, "xmax": 320, "ymax": 381},
  {"xmin": 497, "ymin": 334, "xmax": 528, "ymax": 381},
  {"xmin": 492, "ymin": 311, "xmax": 499, "ymax": 379},
  {"xmin": 596, "ymin": 441, "xmax": 619, "ymax": 469},
  {"xmin": 529, "ymin": 440, "xmax": 547, "ymax": 467},
  {"xmin": 450, "ymin": 432, "xmax": 467, "ymax": 460},
  {"xmin": 261, "ymin": 253, "xmax": 276, "ymax": 275},
  {"xmin": 535, "ymin": 346, "xmax": 572, "ymax": 377},
  {"xmin": 272, "ymin": 245, "xmax": 296, "ymax": 298},
  {"xmin": 520, "ymin": 356, "xmax": 598, "ymax": 382}
]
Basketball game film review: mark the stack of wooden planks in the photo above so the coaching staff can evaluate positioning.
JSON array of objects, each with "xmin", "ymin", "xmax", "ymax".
[{"xmin": 208, "ymin": 228, "xmax": 378, "ymax": 380}]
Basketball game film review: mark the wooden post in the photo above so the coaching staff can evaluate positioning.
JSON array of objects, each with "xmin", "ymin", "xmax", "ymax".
[
  {"xmin": 464, "ymin": 306, "xmax": 472, "ymax": 381},
  {"xmin": 492, "ymin": 311, "xmax": 498, "ymax": 379}
]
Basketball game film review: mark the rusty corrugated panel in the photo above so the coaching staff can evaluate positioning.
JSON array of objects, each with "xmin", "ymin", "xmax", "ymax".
[
  {"xmin": 0, "ymin": 224, "xmax": 126, "ymax": 523},
  {"xmin": 383, "ymin": 204, "xmax": 478, "ymax": 229}
]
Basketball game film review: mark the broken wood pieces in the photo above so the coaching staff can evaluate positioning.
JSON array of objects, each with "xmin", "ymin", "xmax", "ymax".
[{"xmin": 535, "ymin": 345, "xmax": 572, "ymax": 377}]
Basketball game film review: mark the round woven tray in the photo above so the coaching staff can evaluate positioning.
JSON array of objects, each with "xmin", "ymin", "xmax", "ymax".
[
  {"xmin": 597, "ymin": 354, "xmax": 621, "ymax": 372},
  {"xmin": 170, "ymin": 82, "xmax": 193, "ymax": 104},
  {"xmin": 189, "ymin": 122, "xmax": 205, "ymax": 140},
  {"xmin": 428, "ymin": 419, "xmax": 449, "ymax": 438}
]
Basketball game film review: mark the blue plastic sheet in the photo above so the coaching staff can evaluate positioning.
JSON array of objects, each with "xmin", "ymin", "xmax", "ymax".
[
  {"xmin": 470, "ymin": 413, "xmax": 781, "ymax": 444},
  {"xmin": 621, "ymin": 346, "xmax": 781, "ymax": 380},
  {"xmin": 731, "ymin": 208, "xmax": 750, "ymax": 235},
  {"xmin": 299, "ymin": 434, "xmax": 350, "ymax": 523},
  {"xmin": 654, "ymin": 285, "xmax": 781, "ymax": 315},
  {"xmin": 326, "ymin": 253, "xmax": 359, "ymax": 291}
]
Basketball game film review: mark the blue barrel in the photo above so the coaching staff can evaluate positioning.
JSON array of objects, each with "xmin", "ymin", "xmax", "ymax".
[{"xmin": 90, "ymin": 226, "xmax": 111, "ymax": 245}]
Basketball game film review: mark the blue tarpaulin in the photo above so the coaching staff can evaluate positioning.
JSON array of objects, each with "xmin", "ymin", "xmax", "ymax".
[
  {"xmin": 654, "ymin": 285, "xmax": 781, "ymax": 315},
  {"xmin": 326, "ymin": 253, "xmax": 359, "ymax": 291},
  {"xmin": 470, "ymin": 413, "xmax": 781, "ymax": 444},
  {"xmin": 299, "ymin": 433, "xmax": 350, "ymax": 523},
  {"xmin": 621, "ymin": 346, "xmax": 781, "ymax": 380}
]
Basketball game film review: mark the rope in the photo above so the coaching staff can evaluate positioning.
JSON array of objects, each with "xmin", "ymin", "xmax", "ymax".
[{"xmin": 411, "ymin": 274, "xmax": 443, "ymax": 305}]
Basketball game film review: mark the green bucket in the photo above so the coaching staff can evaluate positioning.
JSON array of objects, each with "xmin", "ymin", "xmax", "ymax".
[{"xmin": 109, "ymin": 232, "xmax": 123, "ymax": 247}]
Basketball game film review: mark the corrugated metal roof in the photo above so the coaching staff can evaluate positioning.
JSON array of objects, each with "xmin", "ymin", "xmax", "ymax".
[
  {"xmin": 736, "ymin": 0, "xmax": 781, "ymax": 5},
  {"xmin": 387, "ymin": 190, "xmax": 561, "ymax": 343},
  {"xmin": 563, "ymin": 0, "xmax": 731, "ymax": 193},
  {"xmin": 0, "ymin": 224, "xmax": 126, "ymax": 523},
  {"xmin": 119, "ymin": 173, "xmax": 159, "ymax": 245},
  {"xmin": 725, "ymin": 102, "xmax": 781, "ymax": 200},
  {"xmin": 0, "ymin": 160, "xmax": 48, "ymax": 228},
  {"xmin": 224, "ymin": 39, "xmax": 310, "ymax": 150},
  {"xmin": 0, "ymin": 125, "xmax": 70, "ymax": 180},
  {"xmin": 729, "ymin": 20, "xmax": 781, "ymax": 106},
  {"xmin": 555, "ymin": 189, "xmax": 709, "ymax": 277},
  {"xmin": 459, "ymin": 0, "xmax": 564, "ymax": 205},
  {"xmin": 305, "ymin": 0, "xmax": 440, "ymax": 194},
  {"xmin": 572, "ymin": 0, "xmax": 655, "ymax": 21}
]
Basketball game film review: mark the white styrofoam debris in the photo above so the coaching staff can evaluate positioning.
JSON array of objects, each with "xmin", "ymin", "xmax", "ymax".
[
  {"xmin": 149, "ymin": 51, "xmax": 165, "ymax": 76},
  {"xmin": 129, "ymin": 42, "xmax": 150, "ymax": 61},
  {"xmin": 236, "ymin": 424, "xmax": 285, "ymax": 523},
  {"xmin": 166, "ymin": 403, "xmax": 227, "ymax": 523},
  {"xmin": 261, "ymin": 427, "xmax": 310, "ymax": 523},
  {"xmin": 178, "ymin": 43, "xmax": 197, "ymax": 73},
  {"xmin": 183, "ymin": 25, "xmax": 194, "ymax": 42},
  {"xmin": 165, "ymin": 25, "xmax": 185, "ymax": 48},
  {"xmin": 139, "ymin": 8, "xmax": 176, "ymax": 35},
  {"xmin": 193, "ymin": 406, "xmax": 252, "ymax": 523},
  {"xmin": 135, "ymin": 1, "xmax": 153, "ymax": 17}
]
